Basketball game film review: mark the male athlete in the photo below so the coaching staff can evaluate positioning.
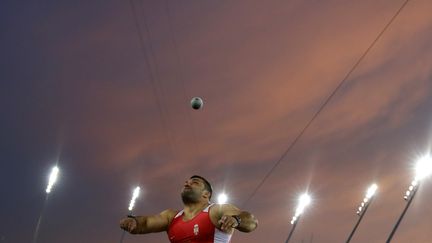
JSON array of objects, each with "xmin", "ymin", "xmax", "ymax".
[{"xmin": 119, "ymin": 175, "xmax": 258, "ymax": 242}]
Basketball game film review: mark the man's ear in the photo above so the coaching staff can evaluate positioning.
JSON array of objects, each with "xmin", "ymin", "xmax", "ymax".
[{"xmin": 203, "ymin": 190, "xmax": 211, "ymax": 199}]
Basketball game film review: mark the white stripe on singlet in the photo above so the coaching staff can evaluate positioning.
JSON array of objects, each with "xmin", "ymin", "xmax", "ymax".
[
  {"xmin": 174, "ymin": 210, "xmax": 184, "ymax": 219},
  {"xmin": 208, "ymin": 203, "xmax": 232, "ymax": 243},
  {"xmin": 214, "ymin": 228, "xmax": 232, "ymax": 243}
]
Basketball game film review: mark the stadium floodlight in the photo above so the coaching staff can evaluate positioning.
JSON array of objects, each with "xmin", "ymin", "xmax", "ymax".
[
  {"xmin": 403, "ymin": 155, "xmax": 432, "ymax": 201},
  {"xmin": 291, "ymin": 193, "xmax": 311, "ymax": 224},
  {"xmin": 414, "ymin": 155, "xmax": 432, "ymax": 181},
  {"xmin": 34, "ymin": 165, "xmax": 60, "ymax": 243},
  {"xmin": 346, "ymin": 183, "xmax": 378, "ymax": 243},
  {"xmin": 386, "ymin": 155, "xmax": 432, "ymax": 243},
  {"xmin": 366, "ymin": 184, "xmax": 378, "ymax": 199},
  {"xmin": 356, "ymin": 184, "xmax": 378, "ymax": 215},
  {"xmin": 128, "ymin": 187, "xmax": 141, "ymax": 211},
  {"xmin": 286, "ymin": 193, "xmax": 311, "ymax": 243},
  {"xmin": 45, "ymin": 166, "xmax": 59, "ymax": 194},
  {"xmin": 217, "ymin": 193, "xmax": 228, "ymax": 204},
  {"xmin": 121, "ymin": 186, "xmax": 141, "ymax": 243}
]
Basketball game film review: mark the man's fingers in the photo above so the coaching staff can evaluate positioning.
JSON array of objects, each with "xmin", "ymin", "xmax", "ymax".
[
  {"xmin": 219, "ymin": 216, "xmax": 228, "ymax": 229},
  {"xmin": 119, "ymin": 219, "xmax": 136, "ymax": 233},
  {"xmin": 221, "ymin": 215, "xmax": 227, "ymax": 223},
  {"xmin": 219, "ymin": 216, "xmax": 237, "ymax": 231},
  {"xmin": 120, "ymin": 219, "xmax": 127, "ymax": 229},
  {"xmin": 225, "ymin": 220, "xmax": 235, "ymax": 229},
  {"xmin": 128, "ymin": 220, "xmax": 137, "ymax": 232}
]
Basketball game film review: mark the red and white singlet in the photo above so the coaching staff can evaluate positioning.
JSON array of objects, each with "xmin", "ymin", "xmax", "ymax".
[{"xmin": 167, "ymin": 204, "xmax": 232, "ymax": 243}]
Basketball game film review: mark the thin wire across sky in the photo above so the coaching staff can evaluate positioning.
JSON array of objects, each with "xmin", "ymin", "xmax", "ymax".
[{"xmin": 241, "ymin": 0, "xmax": 411, "ymax": 208}]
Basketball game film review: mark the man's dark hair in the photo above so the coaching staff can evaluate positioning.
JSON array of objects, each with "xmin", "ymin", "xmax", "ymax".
[{"xmin": 190, "ymin": 175, "xmax": 213, "ymax": 199}]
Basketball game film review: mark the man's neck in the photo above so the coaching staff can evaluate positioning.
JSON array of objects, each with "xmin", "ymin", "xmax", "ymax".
[{"xmin": 183, "ymin": 201, "xmax": 210, "ymax": 218}]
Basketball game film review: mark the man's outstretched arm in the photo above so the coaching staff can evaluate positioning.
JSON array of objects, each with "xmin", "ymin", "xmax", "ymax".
[{"xmin": 119, "ymin": 209, "xmax": 176, "ymax": 234}]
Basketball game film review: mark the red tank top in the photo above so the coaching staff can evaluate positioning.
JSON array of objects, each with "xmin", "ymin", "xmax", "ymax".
[{"xmin": 167, "ymin": 204, "xmax": 232, "ymax": 243}]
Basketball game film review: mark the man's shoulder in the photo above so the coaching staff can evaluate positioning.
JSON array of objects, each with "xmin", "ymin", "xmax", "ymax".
[
  {"xmin": 161, "ymin": 208, "xmax": 179, "ymax": 215},
  {"xmin": 160, "ymin": 209, "xmax": 179, "ymax": 220},
  {"xmin": 209, "ymin": 203, "xmax": 239, "ymax": 213},
  {"xmin": 159, "ymin": 209, "xmax": 180, "ymax": 227},
  {"xmin": 211, "ymin": 203, "xmax": 242, "ymax": 219},
  {"xmin": 209, "ymin": 203, "xmax": 238, "ymax": 218}
]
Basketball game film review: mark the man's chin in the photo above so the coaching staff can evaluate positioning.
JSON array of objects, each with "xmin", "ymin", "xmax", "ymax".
[
  {"xmin": 181, "ymin": 198, "xmax": 195, "ymax": 204},
  {"xmin": 181, "ymin": 193, "xmax": 198, "ymax": 204}
]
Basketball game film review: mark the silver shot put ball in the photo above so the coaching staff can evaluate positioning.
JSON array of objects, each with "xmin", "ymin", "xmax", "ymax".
[{"xmin": 191, "ymin": 97, "xmax": 203, "ymax": 110}]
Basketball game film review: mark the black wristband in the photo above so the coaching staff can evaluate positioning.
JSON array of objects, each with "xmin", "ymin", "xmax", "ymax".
[{"xmin": 233, "ymin": 215, "xmax": 241, "ymax": 228}]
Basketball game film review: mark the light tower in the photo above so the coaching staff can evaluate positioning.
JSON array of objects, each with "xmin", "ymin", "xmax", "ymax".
[
  {"xmin": 386, "ymin": 155, "xmax": 432, "ymax": 243},
  {"xmin": 33, "ymin": 166, "xmax": 61, "ymax": 243},
  {"xmin": 120, "ymin": 186, "xmax": 141, "ymax": 243},
  {"xmin": 345, "ymin": 183, "xmax": 378, "ymax": 243},
  {"xmin": 285, "ymin": 193, "xmax": 311, "ymax": 243}
]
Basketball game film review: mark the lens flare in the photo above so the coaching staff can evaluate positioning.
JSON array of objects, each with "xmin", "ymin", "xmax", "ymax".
[
  {"xmin": 128, "ymin": 187, "xmax": 141, "ymax": 211},
  {"xmin": 217, "ymin": 193, "xmax": 228, "ymax": 204},
  {"xmin": 45, "ymin": 166, "xmax": 59, "ymax": 194}
]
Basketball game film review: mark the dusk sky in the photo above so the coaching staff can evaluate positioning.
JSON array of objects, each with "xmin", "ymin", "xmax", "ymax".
[{"xmin": 1, "ymin": 0, "xmax": 432, "ymax": 242}]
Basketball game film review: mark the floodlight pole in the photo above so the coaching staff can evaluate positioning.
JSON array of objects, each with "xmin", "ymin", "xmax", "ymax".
[
  {"xmin": 120, "ymin": 187, "xmax": 140, "ymax": 243},
  {"xmin": 119, "ymin": 230, "xmax": 126, "ymax": 243},
  {"xmin": 32, "ymin": 194, "xmax": 49, "ymax": 243},
  {"xmin": 385, "ymin": 184, "xmax": 419, "ymax": 243},
  {"xmin": 346, "ymin": 197, "xmax": 374, "ymax": 243},
  {"xmin": 33, "ymin": 166, "xmax": 59, "ymax": 243},
  {"xmin": 285, "ymin": 216, "xmax": 300, "ymax": 243},
  {"xmin": 119, "ymin": 213, "xmax": 134, "ymax": 243}
]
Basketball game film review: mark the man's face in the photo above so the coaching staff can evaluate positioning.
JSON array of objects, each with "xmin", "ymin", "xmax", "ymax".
[{"xmin": 181, "ymin": 178, "xmax": 208, "ymax": 204}]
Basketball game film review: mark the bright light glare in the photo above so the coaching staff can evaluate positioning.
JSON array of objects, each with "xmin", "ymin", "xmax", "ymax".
[
  {"xmin": 291, "ymin": 193, "xmax": 311, "ymax": 224},
  {"xmin": 295, "ymin": 193, "xmax": 311, "ymax": 217},
  {"xmin": 128, "ymin": 186, "xmax": 141, "ymax": 211},
  {"xmin": 357, "ymin": 183, "xmax": 378, "ymax": 215},
  {"xmin": 415, "ymin": 155, "xmax": 432, "ymax": 181},
  {"xmin": 366, "ymin": 184, "xmax": 378, "ymax": 199},
  {"xmin": 217, "ymin": 193, "xmax": 228, "ymax": 204},
  {"xmin": 45, "ymin": 166, "xmax": 59, "ymax": 194}
]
